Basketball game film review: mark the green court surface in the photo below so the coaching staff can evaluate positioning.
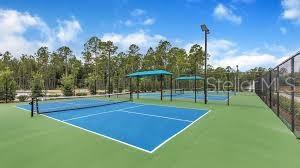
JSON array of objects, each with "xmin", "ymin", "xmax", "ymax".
[{"xmin": 1, "ymin": 94, "xmax": 300, "ymax": 168}]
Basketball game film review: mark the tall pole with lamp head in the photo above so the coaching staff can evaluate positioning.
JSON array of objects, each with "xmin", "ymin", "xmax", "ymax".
[
  {"xmin": 201, "ymin": 24, "xmax": 209, "ymax": 104},
  {"xmin": 236, "ymin": 65, "xmax": 239, "ymax": 93}
]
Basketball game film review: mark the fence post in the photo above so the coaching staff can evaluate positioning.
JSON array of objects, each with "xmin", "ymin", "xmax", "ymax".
[
  {"xmin": 269, "ymin": 70, "xmax": 272, "ymax": 108},
  {"xmin": 291, "ymin": 57, "xmax": 295, "ymax": 132},
  {"xmin": 227, "ymin": 72, "xmax": 230, "ymax": 106},
  {"xmin": 276, "ymin": 67, "xmax": 280, "ymax": 117}
]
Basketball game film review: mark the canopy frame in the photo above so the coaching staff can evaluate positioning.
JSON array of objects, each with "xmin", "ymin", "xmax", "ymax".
[
  {"xmin": 127, "ymin": 70, "xmax": 173, "ymax": 101},
  {"xmin": 175, "ymin": 75, "xmax": 204, "ymax": 103}
]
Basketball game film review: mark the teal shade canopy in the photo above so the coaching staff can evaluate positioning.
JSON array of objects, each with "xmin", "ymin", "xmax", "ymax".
[
  {"xmin": 127, "ymin": 70, "xmax": 172, "ymax": 78},
  {"xmin": 176, "ymin": 76, "xmax": 204, "ymax": 80}
]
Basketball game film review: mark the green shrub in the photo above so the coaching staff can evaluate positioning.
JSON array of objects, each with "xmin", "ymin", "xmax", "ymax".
[
  {"xmin": 0, "ymin": 68, "xmax": 17, "ymax": 102},
  {"xmin": 61, "ymin": 75, "xmax": 75, "ymax": 96},
  {"xmin": 86, "ymin": 73, "xmax": 97, "ymax": 95},
  {"xmin": 47, "ymin": 94, "xmax": 61, "ymax": 97},
  {"xmin": 31, "ymin": 73, "xmax": 44, "ymax": 98},
  {"xmin": 278, "ymin": 95, "xmax": 300, "ymax": 120},
  {"xmin": 76, "ymin": 92, "xmax": 88, "ymax": 96},
  {"xmin": 17, "ymin": 95, "xmax": 28, "ymax": 102}
]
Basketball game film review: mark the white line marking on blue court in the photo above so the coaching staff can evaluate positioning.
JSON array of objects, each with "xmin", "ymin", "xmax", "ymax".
[
  {"xmin": 40, "ymin": 113, "xmax": 153, "ymax": 153},
  {"xmin": 119, "ymin": 110, "xmax": 193, "ymax": 123},
  {"xmin": 16, "ymin": 106, "xmax": 31, "ymax": 111},
  {"xmin": 63, "ymin": 104, "xmax": 145, "ymax": 122},
  {"xmin": 150, "ymin": 110, "xmax": 212, "ymax": 153},
  {"xmin": 16, "ymin": 103, "xmax": 211, "ymax": 154},
  {"xmin": 128, "ymin": 102, "xmax": 209, "ymax": 111}
]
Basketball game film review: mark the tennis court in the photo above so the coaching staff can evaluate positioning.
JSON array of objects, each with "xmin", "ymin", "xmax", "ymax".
[
  {"xmin": 136, "ymin": 90, "xmax": 231, "ymax": 101},
  {"xmin": 17, "ymin": 97, "xmax": 209, "ymax": 153}
]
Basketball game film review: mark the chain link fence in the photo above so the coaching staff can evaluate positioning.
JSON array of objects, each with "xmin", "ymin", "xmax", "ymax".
[{"xmin": 255, "ymin": 51, "xmax": 300, "ymax": 138}]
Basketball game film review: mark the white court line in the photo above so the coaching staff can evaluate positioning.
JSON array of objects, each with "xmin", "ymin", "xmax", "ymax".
[
  {"xmin": 63, "ymin": 105, "xmax": 145, "ymax": 122},
  {"xmin": 119, "ymin": 110, "xmax": 193, "ymax": 123},
  {"xmin": 129, "ymin": 102, "xmax": 209, "ymax": 111},
  {"xmin": 40, "ymin": 113, "xmax": 153, "ymax": 153},
  {"xmin": 16, "ymin": 106, "xmax": 31, "ymax": 112},
  {"xmin": 150, "ymin": 109, "xmax": 212, "ymax": 153},
  {"xmin": 16, "ymin": 103, "xmax": 211, "ymax": 154}
]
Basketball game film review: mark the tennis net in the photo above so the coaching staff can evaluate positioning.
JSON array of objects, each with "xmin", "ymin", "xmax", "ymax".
[
  {"xmin": 33, "ymin": 92, "xmax": 132, "ymax": 114},
  {"xmin": 162, "ymin": 89, "xmax": 184, "ymax": 96}
]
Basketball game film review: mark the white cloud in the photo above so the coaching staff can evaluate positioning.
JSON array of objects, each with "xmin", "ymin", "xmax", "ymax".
[
  {"xmin": 0, "ymin": 8, "xmax": 82, "ymax": 56},
  {"xmin": 143, "ymin": 18, "xmax": 155, "ymax": 25},
  {"xmin": 57, "ymin": 18, "xmax": 82, "ymax": 43},
  {"xmin": 120, "ymin": 9, "xmax": 155, "ymax": 27},
  {"xmin": 281, "ymin": 0, "xmax": 300, "ymax": 23},
  {"xmin": 263, "ymin": 43, "xmax": 288, "ymax": 54},
  {"xmin": 183, "ymin": 39, "xmax": 288, "ymax": 71},
  {"xmin": 124, "ymin": 20, "xmax": 133, "ymax": 26},
  {"xmin": 130, "ymin": 9, "xmax": 146, "ymax": 16},
  {"xmin": 280, "ymin": 27, "xmax": 287, "ymax": 34},
  {"xmin": 184, "ymin": 39, "xmax": 237, "ymax": 57},
  {"xmin": 213, "ymin": 3, "xmax": 242, "ymax": 24},
  {"xmin": 212, "ymin": 53, "xmax": 279, "ymax": 70},
  {"xmin": 0, "ymin": 9, "xmax": 51, "ymax": 56},
  {"xmin": 101, "ymin": 30, "xmax": 166, "ymax": 52}
]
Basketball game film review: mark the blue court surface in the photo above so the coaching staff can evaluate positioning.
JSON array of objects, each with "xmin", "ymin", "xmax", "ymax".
[
  {"xmin": 136, "ymin": 91, "xmax": 230, "ymax": 101},
  {"xmin": 17, "ymin": 101, "xmax": 209, "ymax": 153}
]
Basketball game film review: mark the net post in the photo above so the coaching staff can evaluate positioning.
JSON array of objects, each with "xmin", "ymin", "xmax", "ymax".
[
  {"xmin": 30, "ymin": 97, "xmax": 34, "ymax": 117},
  {"xmin": 170, "ymin": 75, "xmax": 173, "ymax": 101},
  {"xmin": 291, "ymin": 57, "xmax": 295, "ymax": 132},
  {"xmin": 36, "ymin": 97, "xmax": 39, "ymax": 114},
  {"xmin": 276, "ymin": 67, "xmax": 280, "ymax": 117}
]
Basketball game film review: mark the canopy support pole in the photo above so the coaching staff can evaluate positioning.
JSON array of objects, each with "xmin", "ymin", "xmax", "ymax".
[
  {"xmin": 129, "ymin": 78, "xmax": 133, "ymax": 101},
  {"xmin": 160, "ymin": 74, "xmax": 163, "ymax": 101},
  {"xmin": 170, "ymin": 75, "xmax": 173, "ymax": 101},
  {"xmin": 137, "ymin": 78, "xmax": 139, "ymax": 99}
]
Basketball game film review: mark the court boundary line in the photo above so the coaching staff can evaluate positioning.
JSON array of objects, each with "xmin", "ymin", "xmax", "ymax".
[
  {"xmin": 119, "ymin": 110, "xmax": 193, "ymax": 123},
  {"xmin": 150, "ymin": 109, "xmax": 211, "ymax": 153},
  {"xmin": 129, "ymin": 102, "xmax": 209, "ymax": 111},
  {"xmin": 63, "ymin": 105, "xmax": 145, "ymax": 122},
  {"xmin": 137, "ymin": 92, "xmax": 231, "ymax": 102},
  {"xmin": 16, "ymin": 106, "xmax": 31, "ymax": 112},
  {"xmin": 16, "ymin": 103, "xmax": 211, "ymax": 154},
  {"xmin": 40, "ymin": 113, "xmax": 153, "ymax": 153},
  {"xmin": 16, "ymin": 104, "xmax": 152, "ymax": 153}
]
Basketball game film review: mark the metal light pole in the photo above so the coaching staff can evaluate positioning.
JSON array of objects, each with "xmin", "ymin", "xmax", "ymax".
[
  {"xmin": 108, "ymin": 49, "xmax": 111, "ymax": 95},
  {"xmin": 236, "ymin": 65, "xmax": 239, "ymax": 93},
  {"xmin": 201, "ymin": 24, "xmax": 209, "ymax": 104}
]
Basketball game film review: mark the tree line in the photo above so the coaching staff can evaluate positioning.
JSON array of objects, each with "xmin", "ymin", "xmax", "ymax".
[{"xmin": 0, "ymin": 36, "xmax": 267, "ymax": 102}]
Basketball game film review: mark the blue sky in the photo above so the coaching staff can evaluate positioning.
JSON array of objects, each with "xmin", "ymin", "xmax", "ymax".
[{"xmin": 0, "ymin": 0, "xmax": 299, "ymax": 70}]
